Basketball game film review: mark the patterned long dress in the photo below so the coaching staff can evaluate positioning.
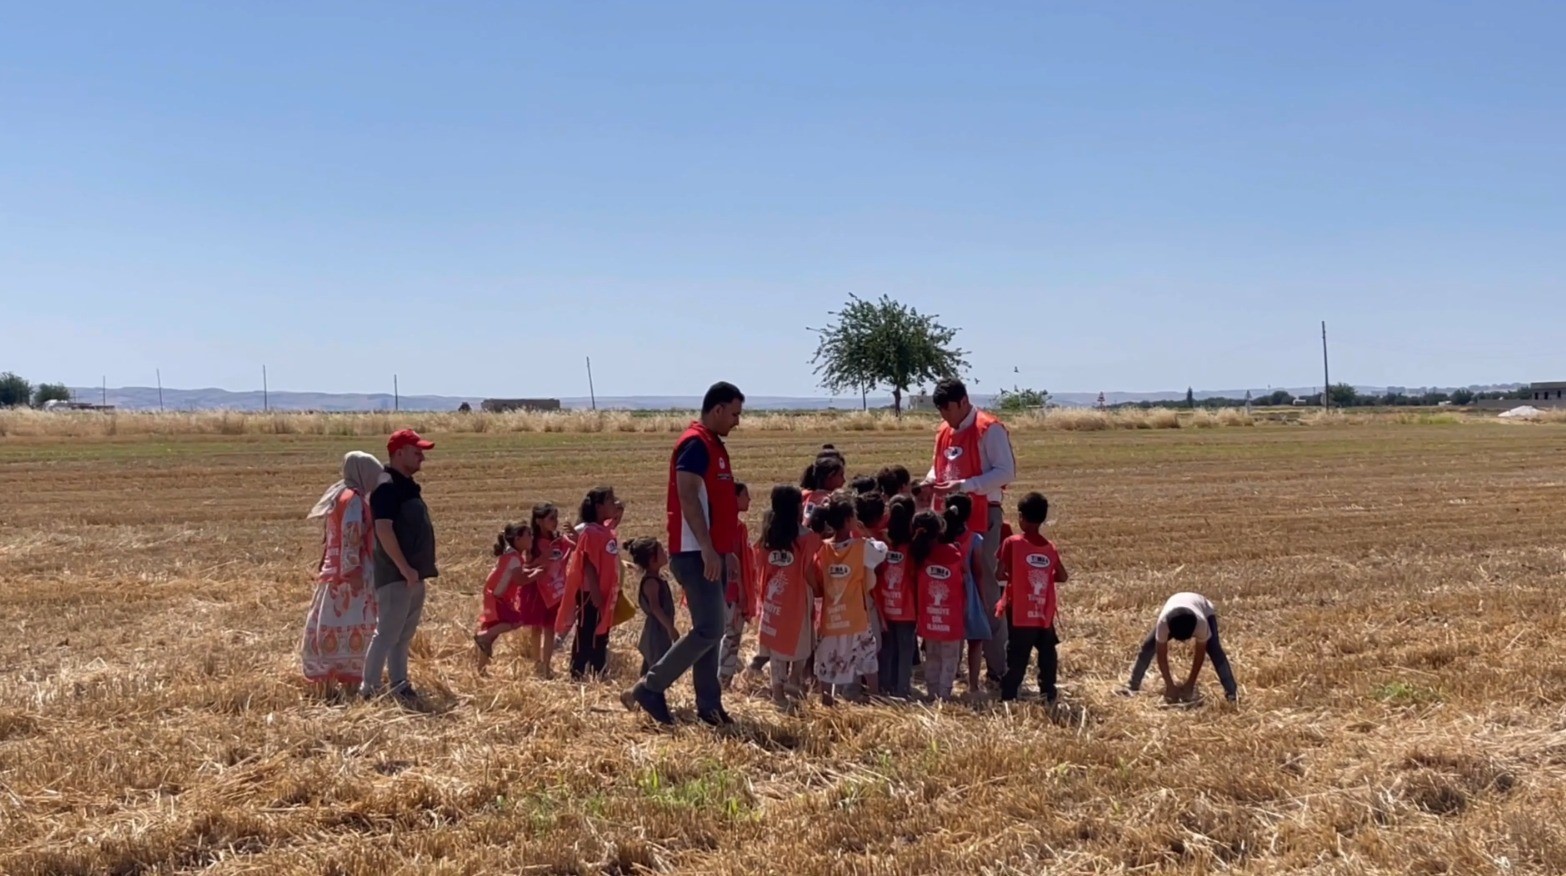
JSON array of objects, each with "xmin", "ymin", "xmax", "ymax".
[{"xmin": 301, "ymin": 489, "xmax": 378, "ymax": 685}]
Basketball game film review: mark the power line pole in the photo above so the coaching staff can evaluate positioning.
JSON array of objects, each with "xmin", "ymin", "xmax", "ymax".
[
  {"xmin": 393, "ymin": 374, "xmax": 399, "ymax": 412},
  {"xmin": 1321, "ymin": 321, "xmax": 1330, "ymax": 411},
  {"xmin": 101, "ymin": 375, "xmax": 107, "ymax": 407},
  {"xmin": 156, "ymin": 369, "xmax": 164, "ymax": 412},
  {"xmin": 586, "ymin": 357, "xmax": 597, "ymax": 411},
  {"xmin": 262, "ymin": 365, "xmax": 269, "ymax": 412}
]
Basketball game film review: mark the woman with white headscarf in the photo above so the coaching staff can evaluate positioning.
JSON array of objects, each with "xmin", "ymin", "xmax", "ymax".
[{"xmin": 301, "ymin": 450, "xmax": 386, "ymax": 695}]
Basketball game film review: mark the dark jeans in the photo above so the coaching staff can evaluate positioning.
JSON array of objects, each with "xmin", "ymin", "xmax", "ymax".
[
  {"xmin": 1002, "ymin": 621, "xmax": 1058, "ymax": 702},
  {"xmin": 1129, "ymin": 614, "xmax": 1237, "ymax": 699},
  {"xmin": 878, "ymin": 621, "xmax": 918, "ymax": 696},
  {"xmin": 643, "ymin": 552, "xmax": 727, "ymax": 714},
  {"xmin": 570, "ymin": 594, "xmax": 609, "ymax": 679}
]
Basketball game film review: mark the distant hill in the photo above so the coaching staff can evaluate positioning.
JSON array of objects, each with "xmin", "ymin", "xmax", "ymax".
[{"xmin": 65, "ymin": 383, "xmax": 1524, "ymax": 413}]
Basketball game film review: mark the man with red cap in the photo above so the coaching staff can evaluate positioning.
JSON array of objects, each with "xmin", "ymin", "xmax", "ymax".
[{"xmin": 361, "ymin": 429, "xmax": 438, "ymax": 705}]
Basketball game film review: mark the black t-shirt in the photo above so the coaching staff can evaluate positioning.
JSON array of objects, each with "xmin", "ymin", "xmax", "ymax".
[{"xmin": 370, "ymin": 467, "xmax": 438, "ymax": 586}]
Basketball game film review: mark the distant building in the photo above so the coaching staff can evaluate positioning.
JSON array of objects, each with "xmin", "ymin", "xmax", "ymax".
[
  {"xmin": 1528, "ymin": 381, "xmax": 1566, "ymax": 404},
  {"xmin": 481, "ymin": 398, "xmax": 562, "ymax": 413}
]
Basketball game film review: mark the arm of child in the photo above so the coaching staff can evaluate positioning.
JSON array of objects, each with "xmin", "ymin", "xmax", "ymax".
[
  {"xmin": 1182, "ymin": 645, "xmax": 1207, "ymax": 694},
  {"xmin": 493, "ymin": 556, "xmax": 521, "ymax": 600},
  {"xmin": 1156, "ymin": 639, "xmax": 1176, "ymax": 692}
]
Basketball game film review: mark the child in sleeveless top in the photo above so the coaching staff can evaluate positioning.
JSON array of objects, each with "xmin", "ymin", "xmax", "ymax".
[
  {"xmin": 475, "ymin": 523, "xmax": 544, "ymax": 675},
  {"xmin": 522, "ymin": 502, "xmax": 569, "ymax": 678},
  {"xmin": 814, "ymin": 494, "xmax": 887, "ymax": 705},
  {"xmin": 625, "ymin": 537, "xmax": 677, "ymax": 675},
  {"xmin": 944, "ymin": 493, "xmax": 993, "ymax": 699}
]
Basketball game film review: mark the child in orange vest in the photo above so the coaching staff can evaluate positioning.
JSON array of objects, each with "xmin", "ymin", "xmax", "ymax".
[
  {"xmin": 943, "ymin": 493, "xmax": 993, "ymax": 698},
  {"xmin": 996, "ymin": 492, "xmax": 1068, "ymax": 704},
  {"xmin": 910, "ymin": 510, "xmax": 965, "ymax": 701},
  {"xmin": 876, "ymin": 495, "xmax": 918, "ymax": 698},
  {"xmin": 523, "ymin": 502, "xmax": 570, "ymax": 678},
  {"xmin": 625, "ymin": 536, "xmax": 678, "ymax": 675},
  {"xmin": 719, "ymin": 482, "xmax": 756, "ymax": 688},
  {"xmin": 475, "ymin": 523, "xmax": 544, "ymax": 675},
  {"xmin": 555, "ymin": 486, "xmax": 621, "ymax": 681},
  {"xmin": 801, "ymin": 455, "xmax": 845, "ymax": 523},
  {"xmin": 814, "ymin": 494, "xmax": 887, "ymax": 705},
  {"xmin": 754, "ymin": 485, "xmax": 821, "ymax": 706}
]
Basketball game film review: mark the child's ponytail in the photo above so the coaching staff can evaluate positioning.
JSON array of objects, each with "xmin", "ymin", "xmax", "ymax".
[
  {"xmin": 494, "ymin": 522, "xmax": 526, "ymax": 556},
  {"xmin": 909, "ymin": 510, "xmax": 944, "ymax": 569},
  {"xmin": 942, "ymin": 493, "xmax": 971, "ymax": 541}
]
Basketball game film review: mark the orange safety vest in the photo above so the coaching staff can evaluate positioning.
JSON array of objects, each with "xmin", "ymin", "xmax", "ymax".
[
  {"xmin": 816, "ymin": 539, "xmax": 871, "ymax": 637},
  {"xmin": 917, "ymin": 542, "xmax": 965, "ymax": 642},
  {"xmin": 877, "ymin": 542, "xmax": 916, "ymax": 623},
  {"xmin": 933, "ymin": 408, "xmax": 1007, "ymax": 533},
  {"xmin": 756, "ymin": 533, "xmax": 820, "ymax": 655},
  {"xmin": 997, "ymin": 534, "xmax": 1062, "ymax": 628},
  {"xmin": 555, "ymin": 523, "xmax": 620, "ymax": 637},
  {"xmin": 534, "ymin": 535, "xmax": 571, "ymax": 608}
]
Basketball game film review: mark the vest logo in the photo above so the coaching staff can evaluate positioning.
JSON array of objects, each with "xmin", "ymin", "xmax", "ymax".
[
  {"xmin": 1025, "ymin": 553, "xmax": 1052, "ymax": 570},
  {"xmin": 604, "ymin": 541, "xmax": 619, "ymax": 556},
  {"xmin": 887, "ymin": 550, "xmax": 904, "ymax": 564},
  {"xmin": 945, "ymin": 446, "xmax": 964, "ymax": 460},
  {"xmin": 550, "ymin": 548, "xmax": 564, "ymax": 562},
  {"xmin": 925, "ymin": 564, "xmax": 952, "ymax": 581},
  {"xmin": 768, "ymin": 550, "xmax": 795, "ymax": 566},
  {"xmin": 827, "ymin": 563, "xmax": 852, "ymax": 578},
  {"xmin": 719, "ymin": 457, "xmax": 728, "ymax": 471}
]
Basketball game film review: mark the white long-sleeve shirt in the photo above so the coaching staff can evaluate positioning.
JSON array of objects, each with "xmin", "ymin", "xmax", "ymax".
[{"xmin": 924, "ymin": 406, "xmax": 1017, "ymax": 505}]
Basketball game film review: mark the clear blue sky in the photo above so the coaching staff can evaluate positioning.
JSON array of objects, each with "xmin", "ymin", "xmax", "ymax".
[{"xmin": 3, "ymin": 1, "xmax": 1562, "ymax": 399}]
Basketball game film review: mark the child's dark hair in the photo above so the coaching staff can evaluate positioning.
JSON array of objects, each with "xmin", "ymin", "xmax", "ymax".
[
  {"xmin": 799, "ymin": 462, "xmax": 817, "ymax": 490},
  {"xmin": 876, "ymin": 465, "xmax": 911, "ymax": 496},
  {"xmin": 493, "ymin": 522, "xmax": 529, "ymax": 556},
  {"xmin": 822, "ymin": 492, "xmax": 857, "ymax": 536},
  {"xmin": 1167, "ymin": 611, "xmax": 1199, "ymax": 641},
  {"xmin": 806, "ymin": 504, "xmax": 830, "ymax": 536},
  {"xmin": 579, "ymin": 485, "xmax": 615, "ymax": 525},
  {"xmin": 529, "ymin": 502, "xmax": 557, "ymax": 559},
  {"xmin": 1017, "ymin": 491, "xmax": 1049, "ymax": 526},
  {"xmin": 624, "ymin": 536, "xmax": 662, "ymax": 571},
  {"xmin": 942, "ymin": 492, "xmax": 971, "ymax": 541},
  {"xmin": 908, "ymin": 510, "xmax": 945, "ymax": 568},
  {"xmin": 819, "ymin": 444, "xmax": 844, "ymax": 462},
  {"xmin": 850, "ymin": 474, "xmax": 878, "ymax": 495},
  {"xmin": 762, "ymin": 485, "xmax": 803, "ymax": 552},
  {"xmin": 854, "ymin": 491, "xmax": 886, "ymax": 529},
  {"xmin": 811, "ymin": 455, "xmax": 844, "ymax": 488},
  {"xmin": 885, "ymin": 494, "xmax": 915, "ymax": 545},
  {"xmin": 735, "ymin": 481, "xmax": 748, "ymax": 497}
]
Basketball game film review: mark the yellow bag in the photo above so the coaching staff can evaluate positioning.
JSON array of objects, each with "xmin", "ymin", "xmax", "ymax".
[{"xmin": 612, "ymin": 587, "xmax": 637, "ymax": 627}]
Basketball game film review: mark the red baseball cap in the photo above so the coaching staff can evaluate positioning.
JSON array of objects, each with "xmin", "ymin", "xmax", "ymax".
[{"xmin": 387, "ymin": 429, "xmax": 435, "ymax": 454}]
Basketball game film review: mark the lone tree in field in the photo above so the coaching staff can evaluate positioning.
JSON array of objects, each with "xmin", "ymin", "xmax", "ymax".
[
  {"xmin": 32, "ymin": 383, "xmax": 71, "ymax": 407},
  {"xmin": 809, "ymin": 295, "xmax": 968, "ymax": 416},
  {"xmin": 0, "ymin": 372, "xmax": 32, "ymax": 408}
]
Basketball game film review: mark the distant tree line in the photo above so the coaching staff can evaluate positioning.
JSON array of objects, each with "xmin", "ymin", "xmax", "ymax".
[
  {"xmin": 1111, "ymin": 384, "xmax": 1530, "ymax": 411},
  {"xmin": 0, "ymin": 372, "xmax": 74, "ymax": 408}
]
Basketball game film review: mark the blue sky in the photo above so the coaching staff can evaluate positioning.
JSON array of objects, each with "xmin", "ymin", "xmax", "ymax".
[{"xmin": 3, "ymin": 2, "xmax": 1562, "ymax": 399}]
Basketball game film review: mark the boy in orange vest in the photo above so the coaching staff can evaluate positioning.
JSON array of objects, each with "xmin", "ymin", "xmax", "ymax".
[{"xmin": 995, "ymin": 492, "xmax": 1068, "ymax": 704}]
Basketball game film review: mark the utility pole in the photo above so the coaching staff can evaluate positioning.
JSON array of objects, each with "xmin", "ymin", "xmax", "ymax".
[
  {"xmin": 1321, "ymin": 321, "xmax": 1330, "ymax": 411},
  {"xmin": 393, "ymin": 374, "xmax": 399, "ymax": 412},
  {"xmin": 156, "ymin": 369, "xmax": 164, "ymax": 412},
  {"xmin": 586, "ymin": 357, "xmax": 597, "ymax": 411},
  {"xmin": 262, "ymin": 365, "xmax": 269, "ymax": 412},
  {"xmin": 101, "ymin": 376, "xmax": 107, "ymax": 407}
]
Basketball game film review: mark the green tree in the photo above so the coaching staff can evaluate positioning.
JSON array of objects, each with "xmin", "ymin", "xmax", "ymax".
[
  {"xmin": 1265, "ymin": 389, "xmax": 1294, "ymax": 406},
  {"xmin": 1450, "ymin": 388, "xmax": 1475, "ymax": 405},
  {"xmin": 0, "ymin": 372, "xmax": 32, "ymax": 408},
  {"xmin": 996, "ymin": 386, "xmax": 1049, "ymax": 413},
  {"xmin": 32, "ymin": 383, "xmax": 71, "ymax": 407},
  {"xmin": 810, "ymin": 294, "xmax": 969, "ymax": 415},
  {"xmin": 1328, "ymin": 383, "xmax": 1359, "ymax": 407}
]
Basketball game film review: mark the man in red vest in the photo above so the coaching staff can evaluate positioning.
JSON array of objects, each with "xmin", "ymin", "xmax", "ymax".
[
  {"xmin": 623, "ymin": 381, "xmax": 746, "ymax": 726},
  {"xmin": 922, "ymin": 377, "xmax": 1017, "ymax": 688}
]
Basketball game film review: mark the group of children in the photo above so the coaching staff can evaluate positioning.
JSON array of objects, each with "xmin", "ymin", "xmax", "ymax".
[{"xmin": 475, "ymin": 444, "xmax": 1238, "ymax": 709}]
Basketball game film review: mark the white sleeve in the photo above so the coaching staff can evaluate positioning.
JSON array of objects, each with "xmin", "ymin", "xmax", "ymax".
[
  {"xmin": 863, "ymin": 538, "xmax": 889, "ymax": 569},
  {"xmin": 962, "ymin": 424, "xmax": 1017, "ymax": 495}
]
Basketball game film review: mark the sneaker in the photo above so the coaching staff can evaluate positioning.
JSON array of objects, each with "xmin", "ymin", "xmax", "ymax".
[
  {"xmin": 697, "ymin": 707, "xmax": 735, "ymax": 727},
  {"xmin": 621, "ymin": 683, "xmax": 674, "ymax": 726},
  {"xmin": 391, "ymin": 687, "xmax": 421, "ymax": 708}
]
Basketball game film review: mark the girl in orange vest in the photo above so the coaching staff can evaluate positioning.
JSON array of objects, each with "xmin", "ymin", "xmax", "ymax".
[
  {"xmin": 719, "ymin": 482, "xmax": 757, "ymax": 688},
  {"xmin": 555, "ymin": 486, "xmax": 621, "ymax": 681},
  {"xmin": 995, "ymin": 491, "xmax": 1068, "ymax": 704},
  {"xmin": 800, "ymin": 455, "xmax": 845, "ymax": 523},
  {"xmin": 754, "ymin": 485, "xmax": 821, "ymax": 706},
  {"xmin": 910, "ymin": 510, "xmax": 965, "ymax": 701},
  {"xmin": 526, "ymin": 502, "xmax": 571, "ymax": 679},
  {"xmin": 876, "ymin": 495, "xmax": 919, "ymax": 698},
  {"xmin": 944, "ymin": 493, "xmax": 994, "ymax": 698},
  {"xmin": 474, "ymin": 523, "xmax": 544, "ymax": 675},
  {"xmin": 813, "ymin": 494, "xmax": 887, "ymax": 705}
]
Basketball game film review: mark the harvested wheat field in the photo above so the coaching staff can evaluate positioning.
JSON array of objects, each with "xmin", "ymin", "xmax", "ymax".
[{"xmin": 2, "ymin": 421, "xmax": 1565, "ymax": 875}]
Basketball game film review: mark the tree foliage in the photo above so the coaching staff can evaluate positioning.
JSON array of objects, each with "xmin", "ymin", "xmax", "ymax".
[
  {"xmin": 0, "ymin": 372, "xmax": 32, "ymax": 408},
  {"xmin": 809, "ymin": 295, "xmax": 968, "ymax": 415},
  {"xmin": 33, "ymin": 383, "xmax": 71, "ymax": 407},
  {"xmin": 1328, "ymin": 383, "xmax": 1360, "ymax": 408},
  {"xmin": 996, "ymin": 386, "xmax": 1049, "ymax": 413}
]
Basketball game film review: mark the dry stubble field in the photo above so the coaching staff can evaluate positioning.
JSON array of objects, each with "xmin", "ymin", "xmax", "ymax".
[{"xmin": 2, "ymin": 422, "xmax": 1565, "ymax": 875}]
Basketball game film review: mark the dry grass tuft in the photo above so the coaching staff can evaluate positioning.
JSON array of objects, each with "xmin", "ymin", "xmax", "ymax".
[{"xmin": 3, "ymin": 423, "xmax": 1566, "ymax": 873}]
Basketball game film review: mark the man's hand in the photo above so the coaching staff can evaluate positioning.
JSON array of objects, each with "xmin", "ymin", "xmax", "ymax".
[
  {"xmin": 701, "ymin": 545, "xmax": 722, "ymax": 582},
  {"xmin": 402, "ymin": 570, "xmax": 421, "ymax": 589},
  {"xmin": 934, "ymin": 480, "xmax": 963, "ymax": 494}
]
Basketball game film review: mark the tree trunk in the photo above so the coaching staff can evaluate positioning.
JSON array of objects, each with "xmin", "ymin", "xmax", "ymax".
[{"xmin": 892, "ymin": 387, "xmax": 903, "ymax": 417}]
